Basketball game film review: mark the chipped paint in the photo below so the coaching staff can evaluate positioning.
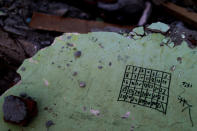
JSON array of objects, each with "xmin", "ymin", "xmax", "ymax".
[
  {"xmin": 121, "ymin": 111, "xmax": 130, "ymax": 119},
  {"xmin": 132, "ymin": 27, "xmax": 144, "ymax": 36},
  {"xmin": 43, "ymin": 78, "xmax": 50, "ymax": 86},
  {"xmin": 29, "ymin": 58, "xmax": 38, "ymax": 64},
  {"xmin": 147, "ymin": 22, "xmax": 170, "ymax": 33},
  {"xmin": 90, "ymin": 109, "xmax": 100, "ymax": 116}
]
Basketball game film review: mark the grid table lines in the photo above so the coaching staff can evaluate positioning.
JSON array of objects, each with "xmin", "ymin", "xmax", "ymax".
[{"xmin": 118, "ymin": 65, "xmax": 171, "ymax": 114}]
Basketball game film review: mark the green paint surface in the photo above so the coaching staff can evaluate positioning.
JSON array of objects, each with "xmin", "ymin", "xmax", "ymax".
[
  {"xmin": 0, "ymin": 32, "xmax": 197, "ymax": 131},
  {"xmin": 147, "ymin": 22, "xmax": 170, "ymax": 33},
  {"xmin": 132, "ymin": 27, "xmax": 144, "ymax": 36}
]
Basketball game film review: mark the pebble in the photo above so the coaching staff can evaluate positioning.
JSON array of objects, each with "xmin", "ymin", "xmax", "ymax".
[
  {"xmin": 79, "ymin": 82, "xmax": 86, "ymax": 88},
  {"xmin": 45, "ymin": 120, "xmax": 54, "ymax": 128},
  {"xmin": 74, "ymin": 51, "xmax": 82, "ymax": 58}
]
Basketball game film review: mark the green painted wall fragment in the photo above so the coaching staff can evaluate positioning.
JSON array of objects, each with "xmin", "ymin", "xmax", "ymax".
[
  {"xmin": 147, "ymin": 22, "xmax": 170, "ymax": 33},
  {"xmin": 132, "ymin": 27, "xmax": 144, "ymax": 36},
  {"xmin": 0, "ymin": 31, "xmax": 196, "ymax": 131}
]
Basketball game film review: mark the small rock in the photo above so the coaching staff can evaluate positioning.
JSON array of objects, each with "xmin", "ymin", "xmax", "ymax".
[
  {"xmin": 177, "ymin": 57, "xmax": 182, "ymax": 64},
  {"xmin": 45, "ymin": 120, "xmax": 54, "ymax": 128},
  {"xmin": 98, "ymin": 66, "xmax": 103, "ymax": 69},
  {"xmin": 147, "ymin": 22, "xmax": 170, "ymax": 33},
  {"xmin": 79, "ymin": 81, "xmax": 86, "ymax": 88},
  {"xmin": 3, "ymin": 95, "xmax": 38, "ymax": 126},
  {"xmin": 74, "ymin": 51, "xmax": 82, "ymax": 58}
]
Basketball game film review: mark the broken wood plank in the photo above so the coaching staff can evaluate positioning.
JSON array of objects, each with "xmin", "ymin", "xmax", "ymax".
[
  {"xmin": 29, "ymin": 12, "xmax": 133, "ymax": 33},
  {"xmin": 162, "ymin": 2, "xmax": 197, "ymax": 29}
]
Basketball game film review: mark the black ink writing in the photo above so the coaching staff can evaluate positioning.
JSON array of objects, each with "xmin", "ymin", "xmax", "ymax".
[
  {"xmin": 178, "ymin": 91, "xmax": 194, "ymax": 127},
  {"xmin": 181, "ymin": 82, "xmax": 192, "ymax": 88},
  {"xmin": 118, "ymin": 65, "xmax": 171, "ymax": 114}
]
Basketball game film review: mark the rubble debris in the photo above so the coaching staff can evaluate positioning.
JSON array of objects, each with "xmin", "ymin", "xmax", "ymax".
[
  {"xmin": 162, "ymin": 37, "xmax": 170, "ymax": 44},
  {"xmin": 147, "ymin": 22, "xmax": 170, "ymax": 33},
  {"xmin": 162, "ymin": 2, "xmax": 197, "ymax": 29},
  {"xmin": 29, "ymin": 12, "xmax": 132, "ymax": 33},
  {"xmin": 133, "ymin": 35, "xmax": 142, "ymax": 40},
  {"xmin": 3, "ymin": 95, "xmax": 38, "ymax": 126},
  {"xmin": 132, "ymin": 27, "xmax": 144, "ymax": 36},
  {"xmin": 97, "ymin": 0, "xmax": 145, "ymax": 24},
  {"xmin": 169, "ymin": 22, "xmax": 197, "ymax": 48},
  {"xmin": 0, "ymin": 28, "xmax": 38, "ymax": 66},
  {"xmin": 168, "ymin": 42, "xmax": 175, "ymax": 48}
]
